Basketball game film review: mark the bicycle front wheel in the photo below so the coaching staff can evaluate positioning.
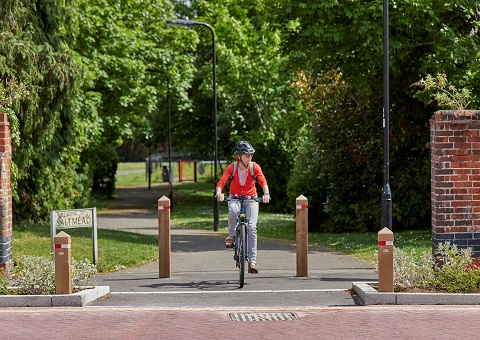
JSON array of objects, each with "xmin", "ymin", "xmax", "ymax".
[{"xmin": 238, "ymin": 222, "xmax": 246, "ymax": 288}]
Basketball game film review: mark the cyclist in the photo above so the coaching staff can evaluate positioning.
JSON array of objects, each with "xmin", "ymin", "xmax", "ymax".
[{"xmin": 216, "ymin": 140, "xmax": 270, "ymax": 274}]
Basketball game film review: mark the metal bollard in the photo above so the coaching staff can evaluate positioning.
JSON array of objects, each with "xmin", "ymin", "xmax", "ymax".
[
  {"xmin": 158, "ymin": 196, "xmax": 171, "ymax": 278},
  {"xmin": 378, "ymin": 227, "xmax": 394, "ymax": 292},
  {"xmin": 296, "ymin": 195, "xmax": 308, "ymax": 277},
  {"xmin": 54, "ymin": 231, "xmax": 72, "ymax": 294}
]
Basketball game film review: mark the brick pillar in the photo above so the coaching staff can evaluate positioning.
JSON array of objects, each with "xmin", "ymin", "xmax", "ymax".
[
  {"xmin": 431, "ymin": 110, "xmax": 480, "ymax": 257},
  {"xmin": 0, "ymin": 112, "xmax": 12, "ymax": 271}
]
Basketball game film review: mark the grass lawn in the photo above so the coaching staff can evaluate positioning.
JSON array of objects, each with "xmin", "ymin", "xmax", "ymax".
[
  {"xmin": 11, "ymin": 163, "xmax": 432, "ymax": 272},
  {"xmin": 161, "ymin": 180, "xmax": 432, "ymax": 264},
  {"xmin": 13, "ymin": 222, "xmax": 158, "ymax": 273}
]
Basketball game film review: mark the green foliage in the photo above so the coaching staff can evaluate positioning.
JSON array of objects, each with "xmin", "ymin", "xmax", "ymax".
[
  {"xmin": 287, "ymin": 137, "xmax": 329, "ymax": 230},
  {"xmin": 85, "ymin": 144, "xmax": 119, "ymax": 198},
  {"xmin": 413, "ymin": 73, "xmax": 472, "ymax": 110},
  {"xmin": 177, "ymin": 0, "xmax": 304, "ymax": 211},
  {"xmin": 0, "ymin": 0, "xmax": 198, "ymax": 219},
  {"xmin": 0, "ymin": 271, "xmax": 10, "ymax": 295},
  {"xmin": 10, "ymin": 255, "xmax": 97, "ymax": 295},
  {"xmin": 269, "ymin": 0, "xmax": 479, "ymax": 231},
  {"xmin": 0, "ymin": 0, "xmax": 97, "ymax": 221},
  {"xmin": 2, "ymin": 0, "xmax": 477, "ymax": 227},
  {"xmin": 0, "ymin": 79, "xmax": 27, "ymax": 147},
  {"xmin": 73, "ymin": 0, "xmax": 197, "ymax": 196},
  {"xmin": 382, "ymin": 242, "xmax": 480, "ymax": 293},
  {"xmin": 288, "ymin": 70, "xmax": 382, "ymax": 232},
  {"xmin": 432, "ymin": 242, "xmax": 480, "ymax": 293}
]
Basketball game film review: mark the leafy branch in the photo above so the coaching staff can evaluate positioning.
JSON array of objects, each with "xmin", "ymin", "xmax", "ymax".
[
  {"xmin": 0, "ymin": 79, "xmax": 28, "ymax": 147},
  {"xmin": 412, "ymin": 73, "xmax": 471, "ymax": 110}
]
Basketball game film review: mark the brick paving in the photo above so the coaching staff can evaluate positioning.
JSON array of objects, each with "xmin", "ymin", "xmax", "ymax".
[
  {"xmin": 7, "ymin": 186, "xmax": 476, "ymax": 339},
  {"xmin": 2, "ymin": 306, "xmax": 480, "ymax": 339}
]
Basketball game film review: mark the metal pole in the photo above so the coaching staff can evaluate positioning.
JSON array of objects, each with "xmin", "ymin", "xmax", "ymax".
[
  {"xmin": 167, "ymin": 19, "xmax": 219, "ymax": 231},
  {"xmin": 382, "ymin": 0, "xmax": 392, "ymax": 230},
  {"xmin": 148, "ymin": 145, "xmax": 152, "ymax": 190},
  {"xmin": 167, "ymin": 73, "xmax": 173, "ymax": 211},
  {"xmin": 204, "ymin": 24, "xmax": 219, "ymax": 232},
  {"xmin": 213, "ymin": 30, "xmax": 219, "ymax": 231}
]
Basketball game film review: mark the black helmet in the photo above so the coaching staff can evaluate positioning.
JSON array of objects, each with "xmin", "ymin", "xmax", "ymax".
[{"xmin": 234, "ymin": 141, "xmax": 255, "ymax": 154}]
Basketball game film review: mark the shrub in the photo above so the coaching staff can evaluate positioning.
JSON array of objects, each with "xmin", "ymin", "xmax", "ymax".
[
  {"xmin": 374, "ymin": 242, "xmax": 480, "ymax": 293},
  {"xmin": 8, "ymin": 255, "xmax": 97, "ymax": 295},
  {"xmin": 391, "ymin": 247, "xmax": 436, "ymax": 290},
  {"xmin": 0, "ymin": 271, "xmax": 10, "ymax": 295},
  {"xmin": 432, "ymin": 243, "xmax": 480, "ymax": 293},
  {"xmin": 87, "ymin": 143, "xmax": 119, "ymax": 198}
]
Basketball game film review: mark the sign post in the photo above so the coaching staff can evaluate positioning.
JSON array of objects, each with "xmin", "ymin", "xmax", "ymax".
[{"xmin": 51, "ymin": 207, "xmax": 98, "ymax": 265}]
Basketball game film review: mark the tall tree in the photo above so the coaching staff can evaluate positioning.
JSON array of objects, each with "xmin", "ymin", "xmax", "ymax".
[
  {"xmin": 73, "ymin": 0, "xmax": 197, "ymax": 195},
  {"xmin": 270, "ymin": 0, "xmax": 480, "ymax": 230},
  {"xmin": 174, "ymin": 0, "xmax": 305, "ymax": 211},
  {"xmin": 0, "ymin": 0, "xmax": 94, "ymax": 221}
]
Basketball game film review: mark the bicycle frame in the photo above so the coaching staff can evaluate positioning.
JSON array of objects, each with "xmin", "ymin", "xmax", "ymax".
[{"xmin": 225, "ymin": 195, "xmax": 262, "ymax": 288}]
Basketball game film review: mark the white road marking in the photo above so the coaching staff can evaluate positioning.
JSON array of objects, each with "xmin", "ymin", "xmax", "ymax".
[{"xmin": 111, "ymin": 288, "xmax": 346, "ymax": 295}]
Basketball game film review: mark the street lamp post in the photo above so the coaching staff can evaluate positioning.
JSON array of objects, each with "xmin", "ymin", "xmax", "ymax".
[
  {"xmin": 166, "ymin": 73, "xmax": 173, "ymax": 210},
  {"xmin": 147, "ymin": 69, "xmax": 173, "ymax": 210},
  {"xmin": 167, "ymin": 19, "xmax": 220, "ymax": 231},
  {"xmin": 382, "ymin": 0, "xmax": 392, "ymax": 230}
]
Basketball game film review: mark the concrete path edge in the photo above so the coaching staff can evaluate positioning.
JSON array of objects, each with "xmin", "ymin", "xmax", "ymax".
[
  {"xmin": 0, "ymin": 286, "xmax": 110, "ymax": 307},
  {"xmin": 353, "ymin": 282, "xmax": 480, "ymax": 305}
]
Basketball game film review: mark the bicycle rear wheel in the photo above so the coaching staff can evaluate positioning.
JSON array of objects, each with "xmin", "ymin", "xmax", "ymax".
[{"xmin": 237, "ymin": 223, "xmax": 246, "ymax": 288}]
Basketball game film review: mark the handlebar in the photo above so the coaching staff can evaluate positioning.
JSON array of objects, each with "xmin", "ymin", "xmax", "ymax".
[{"xmin": 224, "ymin": 195, "xmax": 264, "ymax": 203}]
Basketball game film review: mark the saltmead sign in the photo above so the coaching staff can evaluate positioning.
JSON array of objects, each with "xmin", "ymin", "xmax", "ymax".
[
  {"xmin": 55, "ymin": 209, "xmax": 93, "ymax": 228},
  {"xmin": 50, "ymin": 208, "xmax": 98, "ymax": 265}
]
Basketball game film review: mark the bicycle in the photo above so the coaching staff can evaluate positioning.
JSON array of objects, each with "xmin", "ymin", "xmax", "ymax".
[{"xmin": 224, "ymin": 195, "xmax": 263, "ymax": 288}]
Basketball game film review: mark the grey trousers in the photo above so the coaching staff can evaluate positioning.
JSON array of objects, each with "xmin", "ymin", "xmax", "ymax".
[{"xmin": 228, "ymin": 200, "xmax": 259, "ymax": 263}]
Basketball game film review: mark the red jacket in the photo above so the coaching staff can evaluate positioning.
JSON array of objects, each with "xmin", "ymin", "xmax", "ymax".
[{"xmin": 217, "ymin": 161, "xmax": 268, "ymax": 197}]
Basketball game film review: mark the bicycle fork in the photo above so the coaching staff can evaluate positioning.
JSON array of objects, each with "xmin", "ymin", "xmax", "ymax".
[
  {"xmin": 234, "ymin": 224, "xmax": 249, "ymax": 265},
  {"xmin": 234, "ymin": 203, "xmax": 249, "ymax": 265}
]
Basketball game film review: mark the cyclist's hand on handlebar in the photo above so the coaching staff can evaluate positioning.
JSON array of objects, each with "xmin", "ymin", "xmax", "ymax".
[
  {"xmin": 216, "ymin": 193, "xmax": 225, "ymax": 202},
  {"xmin": 262, "ymin": 194, "xmax": 270, "ymax": 204}
]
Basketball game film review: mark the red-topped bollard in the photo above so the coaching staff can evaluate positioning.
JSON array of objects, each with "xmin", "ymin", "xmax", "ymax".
[
  {"xmin": 54, "ymin": 231, "xmax": 72, "ymax": 294},
  {"xmin": 158, "ymin": 196, "xmax": 171, "ymax": 278},
  {"xmin": 378, "ymin": 227, "xmax": 394, "ymax": 292}
]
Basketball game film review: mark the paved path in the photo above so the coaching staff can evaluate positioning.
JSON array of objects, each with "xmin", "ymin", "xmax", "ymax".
[
  {"xmin": 91, "ymin": 186, "xmax": 375, "ymax": 308},
  {"xmin": 5, "ymin": 185, "xmax": 480, "ymax": 339}
]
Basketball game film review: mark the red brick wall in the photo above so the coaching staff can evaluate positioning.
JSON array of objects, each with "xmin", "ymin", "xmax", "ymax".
[
  {"xmin": 431, "ymin": 110, "xmax": 480, "ymax": 256},
  {"xmin": 0, "ymin": 112, "xmax": 12, "ymax": 271}
]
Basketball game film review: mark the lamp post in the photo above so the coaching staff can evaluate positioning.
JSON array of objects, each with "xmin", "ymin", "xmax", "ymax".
[
  {"xmin": 167, "ymin": 19, "xmax": 219, "ymax": 231},
  {"xmin": 166, "ymin": 73, "xmax": 173, "ymax": 210},
  {"xmin": 146, "ymin": 69, "xmax": 173, "ymax": 209},
  {"xmin": 382, "ymin": 0, "xmax": 392, "ymax": 230},
  {"xmin": 148, "ymin": 144, "xmax": 152, "ymax": 190}
]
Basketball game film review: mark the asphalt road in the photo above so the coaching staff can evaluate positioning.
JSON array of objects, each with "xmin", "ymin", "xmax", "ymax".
[{"xmin": 92, "ymin": 186, "xmax": 376, "ymax": 308}]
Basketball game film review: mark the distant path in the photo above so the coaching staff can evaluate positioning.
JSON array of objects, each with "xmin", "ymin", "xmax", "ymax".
[
  {"xmin": 96, "ymin": 186, "xmax": 168, "ymax": 235},
  {"xmin": 116, "ymin": 169, "xmax": 145, "ymax": 175}
]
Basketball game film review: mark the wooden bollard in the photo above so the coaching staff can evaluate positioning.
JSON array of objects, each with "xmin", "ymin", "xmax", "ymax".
[
  {"xmin": 158, "ymin": 196, "xmax": 171, "ymax": 278},
  {"xmin": 296, "ymin": 195, "xmax": 308, "ymax": 277},
  {"xmin": 378, "ymin": 227, "xmax": 394, "ymax": 292},
  {"xmin": 54, "ymin": 231, "xmax": 72, "ymax": 294}
]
